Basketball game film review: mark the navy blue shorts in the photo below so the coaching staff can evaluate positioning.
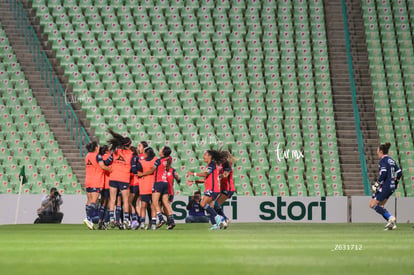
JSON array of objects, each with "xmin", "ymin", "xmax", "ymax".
[
  {"xmin": 372, "ymin": 186, "xmax": 395, "ymax": 201},
  {"xmin": 153, "ymin": 181, "xmax": 169, "ymax": 195},
  {"xmin": 109, "ymin": 180, "xmax": 129, "ymax": 191},
  {"xmin": 101, "ymin": 189, "xmax": 110, "ymax": 199},
  {"xmin": 130, "ymin": 185, "xmax": 139, "ymax": 195},
  {"xmin": 221, "ymin": 190, "xmax": 234, "ymax": 198},
  {"xmin": 204, "ymin": 190, "xmax": 220, "ymax": 200},
  {"xmin": 141, "ymin": 194, "xmax": 152, "ymax": 203},
  {"xmin": 86, "ymin": 187, "xmax": 101, "ymax": 193},
  {"xmin": 168, "ymin": 194, "xmax": 174, "ymax": 202}
]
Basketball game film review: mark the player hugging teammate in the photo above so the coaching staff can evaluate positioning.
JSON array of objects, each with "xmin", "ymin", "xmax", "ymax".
[{"xmin": 84, "ymin": 129, "xmax": 234, "ymax": 231}]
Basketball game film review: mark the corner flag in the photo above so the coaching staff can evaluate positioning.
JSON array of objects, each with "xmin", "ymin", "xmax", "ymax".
[
  {"xmin": 15, "ymin": 166, "xmax": 27, "ymax": 224},
  {"xmin": 19, "ymin": 166, "xmax": 27, "ymax": 185}
]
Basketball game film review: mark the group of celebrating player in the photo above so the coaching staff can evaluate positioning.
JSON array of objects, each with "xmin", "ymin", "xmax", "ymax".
[{"xmin": 83, "ymin": 129, "xmax": 235, "ymax": 230}]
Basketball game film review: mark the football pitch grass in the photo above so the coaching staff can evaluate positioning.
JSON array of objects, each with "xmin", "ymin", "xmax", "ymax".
[{"xmin": 0, "ymin": 223, "xmax": 413, "ymax": 275}]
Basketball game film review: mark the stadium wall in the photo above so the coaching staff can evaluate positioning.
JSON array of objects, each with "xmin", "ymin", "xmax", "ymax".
[{"xmin": 1, "ymin": 195, "xmax": 413, "ymax": 225}]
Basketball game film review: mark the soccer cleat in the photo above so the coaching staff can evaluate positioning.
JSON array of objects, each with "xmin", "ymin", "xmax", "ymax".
[
  {"xmin": 384, "ymin": 216, "xmax": 396, "ymax": 230},
  {"xmin": 131, "ymin": 220, "xmax": 139, "ymax": 230},
  {"xmin": 109, "ymin": 219, "xmax": 115, "ymax": 229},
  {"xmin": 209, "ymin": 224, "xmax": 219, "ymax": 230},
  {"xmin": 218, "ymin": 216, "xmax": 227, "ymax": 230},
  {"xmin": 156, "ymin": 220, "xmax": 166, "ymax": 229},
  {"xmin": 98, "ymin": 221, "xmax": 104, "ymax": 230},
  {"xmin": 223, "ymin": 218, "xmax": 231, "ymax": 229},
  {"xmin": 83, "ymin": 218, "xmax": 94, "ymax": 230},
  {"xmin": 117, "ymin": 222, "xmax": 124, "ymax": 230},
  {"xmin": 123, "ymin": 220, "xmax": 131, "ymax": 230},
  {"xmin": 139, "ymin": 223, "xmax": 146, "ymax": 230},
  {"xmin": 215, "ymin": 215, "xmax": 223, "ymax": 229},
  {"xmin": 151, "ymin": 224, "xmax": 156, "ymax": 230},
  {"xmin": 167, "ymin": 223, "xmax": 176, "ymax": 230}
]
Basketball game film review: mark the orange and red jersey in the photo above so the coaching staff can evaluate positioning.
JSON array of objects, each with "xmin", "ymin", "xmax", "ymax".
[
  {"xmin": 204, "ymin": 162, "xmax": 220, "ymax": 193},
  {"xmin": 139, "ymin": 157, "xmax": 156, "ymax": 195},
  {"xmin": 154, "ymin": 156, "xmax": 171, "ymax": 183},
  {"xmin": 166, "ymin": 167, "xmax": 178, "ymax": 196},
  {"xmin": 219, "ymin": 161, "xmax": 235, "ymax": 192},
  {"xmin": 132, "ymin": 153, "xmax": 145, "ymax": 187},
  {"xmin": 102, "ymin": 153, "xmax": 111, "ymax": 189},
  {"xmin": 138, "ymin": 153, "xmax": 145, "ymax": 161},
  {"xmin": 108, "ymin": 149, "xmax": 134, "ymax": 183},
  {"xmin": 85, "ymin": 151, "xmax": 105, "ymax": 189},
  {"xmin": 130, "ymin": 173, "xmax": 139, "ymax": 187}
]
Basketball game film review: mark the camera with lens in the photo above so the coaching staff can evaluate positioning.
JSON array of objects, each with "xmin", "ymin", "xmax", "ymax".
[{"xmin": 52, "ymin": 191, "xmax": 61, "ymax": 200}]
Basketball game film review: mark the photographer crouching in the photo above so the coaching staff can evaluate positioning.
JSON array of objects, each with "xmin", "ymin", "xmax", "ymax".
[{"xmin": 34, "ymin": 188, "xmax": 64, "ymax": 224}]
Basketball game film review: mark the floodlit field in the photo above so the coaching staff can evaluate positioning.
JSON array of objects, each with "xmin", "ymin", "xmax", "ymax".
[{"xmin": 0, "ymin": 223, "xmax": 413, "ymax": 275}]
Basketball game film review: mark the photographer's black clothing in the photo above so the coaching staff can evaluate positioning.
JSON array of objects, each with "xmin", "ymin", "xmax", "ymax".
[{"xmin": 35, "ymin": 212, "xmax": 63, "ymax": 224}]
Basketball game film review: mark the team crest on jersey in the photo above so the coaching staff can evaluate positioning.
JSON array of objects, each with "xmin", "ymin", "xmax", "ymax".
[
  {"xmin": 87, "ymin": 160, "xmax": 93, "ymax": 165},
  {"xmin": 167, "ymin": 172, "xmax": 171, "ymax": 176},
  {"xmin": 117, "ymin": 155, "xmax": 125, "ymax": 161}
]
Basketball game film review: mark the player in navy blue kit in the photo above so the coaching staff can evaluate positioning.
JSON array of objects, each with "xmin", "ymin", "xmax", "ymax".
[{"xmin": 369, "ymin": 142, "xmax": 402, "ymax": 230}]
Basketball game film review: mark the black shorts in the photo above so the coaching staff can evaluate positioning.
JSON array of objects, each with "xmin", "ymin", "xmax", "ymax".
[
  {"xmin": 86, "ymin": 187, "xmax": 101, "ymax": 193},
  {"xmin": 204, "ymin": 190, "xmax": 220, "ymax": 200},
  {"xmin": 153, "ymin": 181, "xmax": 169, "ymax": 195},
  {"xmin": 101, "ymin": 189, "xmax": 110, "ymax": 199},
  {"xmin": 221, "ymin": 190, "xmax": 234, "ymax": 198},
  {"xmin": 130, "ymin": 185, "xmax": 139, "ymax": 195},
  {"xmin": 109, "ymin": 180, "xmax": 129, "ymax": 191},
  {"xmin": 372, "ymin": 185, "xmax": 395, "ymax": 201},
  {"xmin": 141, "ymin": 194, "xmax": 152, "ymax": 203}
]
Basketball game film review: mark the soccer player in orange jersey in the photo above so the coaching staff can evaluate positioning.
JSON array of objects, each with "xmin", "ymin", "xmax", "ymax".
[
  {"xmin": 136, "ymin": 147, "xmax": 156, "ymax": 229},
  {"xmin": 104, "ymin": 129, "xmax": 138, "ymax": 229},
  {"xmin": 97, "ymin": 145, "xmax": 111, "ymax": 230},
  {"xmin": 84, "ymin": 141, "xmax": 111, "ymax": 230}
]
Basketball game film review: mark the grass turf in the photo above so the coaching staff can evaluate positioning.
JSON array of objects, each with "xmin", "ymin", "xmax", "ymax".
[{"xmin": 0, "ymin": 223, "xmax": 413, "ymax": 275}]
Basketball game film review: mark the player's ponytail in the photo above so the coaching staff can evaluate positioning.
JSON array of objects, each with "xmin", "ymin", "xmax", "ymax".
[
  {"xmin": 86, "ymin": 141, "xmax": 98, "ymax": 153},
  {"xmin": 206, "ymin": 149, "xmax": 226, "ymax": 164},
  {"xmin": 162, "ymin": 146, "xmax": 172, "ymax": 157},
  {"xmin": 107, "ymin": 128, "xmax": 131, "ymax": 152},
  {"xmin": 379, "ymin": 142, "xmax": 391, "ymax": 154},
  {"xmin": 222, "ymin": 150, "xmax": 237, "ymax": 166}
]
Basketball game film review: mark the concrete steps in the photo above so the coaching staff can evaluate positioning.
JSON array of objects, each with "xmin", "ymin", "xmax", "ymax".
[
  {"xmin": 324, "ymin": 0, "xmax": 369, "ymax": 196},
  {"xmin": 0, "ymin": 0, "xmax": 97, "ymax": 188}
]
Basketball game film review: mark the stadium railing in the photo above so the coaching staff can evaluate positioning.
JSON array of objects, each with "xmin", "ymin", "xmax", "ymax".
[
  {"xmin": 9, "ymin": 0, "xmax": 91, "ymax": 157},
  {"xmin": 341, "ymin": 0, "xmax": 370, "ymax": 195}
]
